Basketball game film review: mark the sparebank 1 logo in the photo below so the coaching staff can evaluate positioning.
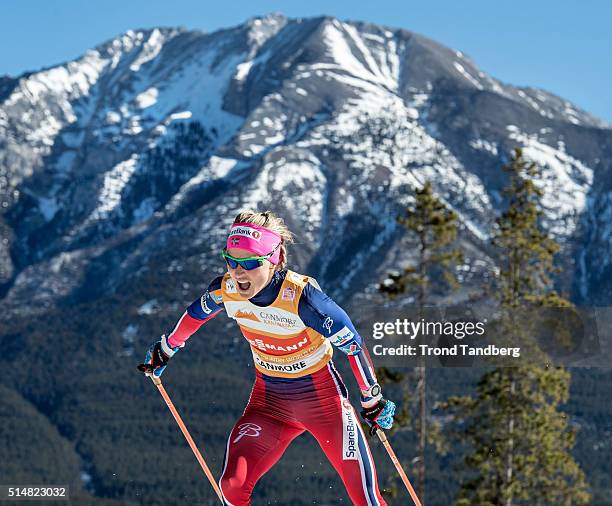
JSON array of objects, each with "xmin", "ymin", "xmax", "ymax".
[
  {"xmin": 233, "ymin": 423, "xmax": 262, "ymax": 443},
  {"xmin": 229, "ymin": 226, "xmax": 262, "ymax": 242},
  {"xmin": 341, "ymin": 399, "xmax": 357, "ymax": 460}
]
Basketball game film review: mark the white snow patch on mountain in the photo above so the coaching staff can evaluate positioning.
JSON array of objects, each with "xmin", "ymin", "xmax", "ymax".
[
  {"xmin": 265, "ymin": 132, "xmax": 285, "ymax": 144},
  {"xmin": 234, "ymin": 49, "xmax": 272, "ymax": 82},
  {"xmin": 335, "ymin": 187, "xmax": 355, "ymax": 218},
  {"xmin": 235, "ymin": 60, "xmax": 254, "ymax": 81},
  {"xmin": 246, "ymin": 14, "xmax": 286, "ymax": 48},
  {"xmin": 134, "ymin": 46, "xmax": 244, "ymax": 142},
  {"xmin": 137, "ymin": 299, "xmax": 159, "ymax": 315},
  {"xmin": 517, "ymin": 89, "xmax": 555, "ymax": 119},
  {"xmin": 271, "ymin": 157, "xmax": 324, "ymax": 193},
  {"xmin": 209, "ymin": 156, "xmax": 241, "ymax": 178},
  {"xmin": 518, "ymin": 90, "xmax": 541, "ymax": 113},
  {"xmin": 507, "ymin": 125, "xmax": 593, "ymax": 236},
  {"xmin": 322, "ymin": 22, "xmax": 398, "ymax": 91},
  {"xmin": 408, "ymin": 90, "xmax": 429, "ymax": 109},
  {"xmin": 168, "ymin": 111, "xmax": 192, "ymax": 121},
  {"xmin": 129, "ymin": 28, "xmax": 166, "ymax": 72},
  {"xmin": 83, "ymin": 156, "xmax": 139, "ymax": 225},
  {"xmin": 125, "ymin": 116, "xmax": 143, "ymax": 135},
  {"xmin": 342, "ymin": 23, "xmax": 398, "ymax": 91},
  {"xmin": 326, "ymin": 92, "xmax": 493, "ymax": 241},
  {"xmin": 72, "ymin": 40, "xmax": 243, "ymax": 155},
  {"xmin": 275, "ymin": 158, "xmax": 326, "ymax": 242},
  {"xmin": 453, "ymin": 62, "xmax": 484, "ymax": 90},
  {"xmin": 1, "ymin": 48, "xmax": 109, "ymax": 157},
  {"xmin": 135, "ymin": 87, "xmax": 158, "ymax": 109},
  {"xmin": 562, "ymin": 102, "xmax": 582, "ymax": 125},
  {"xmin": 240, "ymin": 152, "xmax": 326, "ymax": 243},
  {"xmin": 119, "ymin": 323, "xmax": 138, "ymax": 356},
  {"xmin": 469, "ymin": 138, "xmax": 499, "ymax": 156},
  {"xmin": 104, "ymin": 111, "xmax": 121, "ymax": 125}
]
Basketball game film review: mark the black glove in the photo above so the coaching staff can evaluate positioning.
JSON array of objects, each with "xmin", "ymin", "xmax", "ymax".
[
  {"xmin": 137, "ymin": 335, "xmax": 179, "ymax": 377},
  {"xmin": 360, "ymin": 398, "xmax": 396, "ymax": 436}
]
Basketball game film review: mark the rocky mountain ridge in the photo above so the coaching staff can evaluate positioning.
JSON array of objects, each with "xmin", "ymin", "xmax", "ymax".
[{"xmin": 1, "ymin": 13, "xmax": 611, "ymax": 316}]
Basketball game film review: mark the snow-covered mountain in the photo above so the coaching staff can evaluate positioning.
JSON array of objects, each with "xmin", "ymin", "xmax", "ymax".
[{"xmin": 1, "ymin": 13, "xmax": 611, "ymax": 315}]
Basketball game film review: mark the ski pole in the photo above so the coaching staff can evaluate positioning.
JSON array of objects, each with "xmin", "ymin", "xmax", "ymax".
[
  {"xmin": 145, "ymin": 373, "xmax": 224, "ymax": 504},
  {"xmin": 376, "ymin": 429, "xmax": 422, "ymax": 506}
]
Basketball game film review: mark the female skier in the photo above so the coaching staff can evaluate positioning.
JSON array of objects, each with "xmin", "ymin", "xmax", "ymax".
[{"xmin": 139, "ymin": 210, "xmax": 396, "ymax": 506}]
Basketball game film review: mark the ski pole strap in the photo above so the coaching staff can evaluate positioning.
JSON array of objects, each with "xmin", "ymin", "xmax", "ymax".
[
  {"xmin": 376, "ymin": 430, "xmax": 422, "ymax": 506},
  {"xmin": 149, "ymin": 376, "xmax": 224, "ymax": 504}
]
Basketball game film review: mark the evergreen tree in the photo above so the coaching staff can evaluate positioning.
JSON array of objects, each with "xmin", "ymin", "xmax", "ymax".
[
  {"xmin": 441, "ymin": 148, "xmax": 590, "ymax": 506},
  {"xmin": 379, "ymin": 180, "xmax": 462, "ymax": 504}
]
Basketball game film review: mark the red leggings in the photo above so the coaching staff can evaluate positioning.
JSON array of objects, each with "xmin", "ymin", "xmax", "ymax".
[{"xmin": 219, "ymin": 362, "xmax": 387, "ymax": 505}]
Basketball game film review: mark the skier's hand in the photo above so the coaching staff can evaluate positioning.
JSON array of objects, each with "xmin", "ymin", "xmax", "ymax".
[
  {"xmin": 137, "ymin": 335, "xmax": 180, "ymax": 378},
  {"xmin": 360, "ymin": 389, "xmax": 396, "ymax": 436}
]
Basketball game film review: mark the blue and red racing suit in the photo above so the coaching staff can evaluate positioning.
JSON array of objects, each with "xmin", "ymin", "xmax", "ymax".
[{"xmin": 166, "ymin": 269, "xmax": 387, "ymax": 506}]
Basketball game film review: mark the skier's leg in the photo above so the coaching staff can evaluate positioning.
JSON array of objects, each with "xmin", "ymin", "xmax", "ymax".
[
  {"xmin": 219, "ymin": 407, "xmax": 304, "ymax": 506},
  {"xmin": 299, "ymin": 364, "xmax": 388, "ymax": 506}
]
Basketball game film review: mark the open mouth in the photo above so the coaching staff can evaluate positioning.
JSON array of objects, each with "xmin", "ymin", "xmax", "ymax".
[{"xmin": 237, "ymin": 281, "xmax": 251, "ymax": 291}]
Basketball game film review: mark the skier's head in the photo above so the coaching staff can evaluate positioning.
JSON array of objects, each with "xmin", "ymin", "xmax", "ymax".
[{"xmin": 223, "ymin": 210, "xmax": 294, "ymax": 298}]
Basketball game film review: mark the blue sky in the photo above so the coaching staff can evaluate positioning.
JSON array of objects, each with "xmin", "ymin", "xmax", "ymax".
[{"xmin": 2, "ymin": 0, "xmax": 611, "ymax": 124}]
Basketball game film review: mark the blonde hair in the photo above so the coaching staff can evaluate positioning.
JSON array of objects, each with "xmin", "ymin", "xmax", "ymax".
[{"xmin": 232, "ymin": 210, "xmax": 294, "ymax": 270}]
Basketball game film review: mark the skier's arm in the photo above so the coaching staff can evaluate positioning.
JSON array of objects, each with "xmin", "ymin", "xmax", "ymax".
[
  {"xmin": 297, "ymin": 283, "xmax": 397, "ymax": 432},
  {"xmin": 166, "ymin": 276, "xmax": 225, "ymax": 349},
  {"xmin": 138, "ymin": 277, "xmax": 224, "ymax": 376},
  {"xmin": 298, "ymin": 282, "xmax": 381, "ymax": 403}
]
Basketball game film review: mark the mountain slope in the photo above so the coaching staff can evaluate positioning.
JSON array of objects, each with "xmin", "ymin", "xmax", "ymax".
[{"xmin": 1, "ymin": 14, "xmax": 611, "ymax": 313}]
